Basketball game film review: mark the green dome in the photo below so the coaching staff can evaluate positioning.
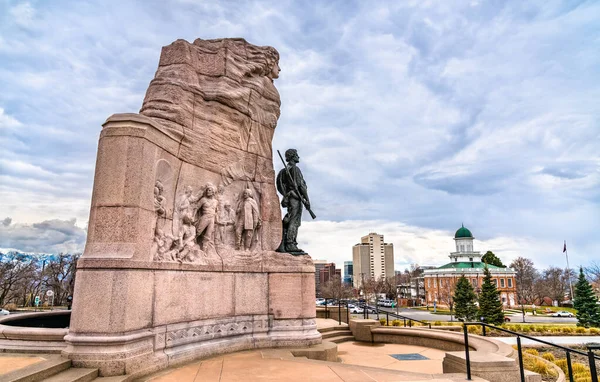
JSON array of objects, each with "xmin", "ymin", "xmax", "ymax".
[{"xmin": 455, "ymin": 224, "xmax": 473, "ymax": 238}]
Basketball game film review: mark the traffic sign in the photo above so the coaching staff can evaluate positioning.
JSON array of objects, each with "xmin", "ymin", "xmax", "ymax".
[{"xmin": 46, "ymin": 290, "xmax": 54, "ymax": 297}]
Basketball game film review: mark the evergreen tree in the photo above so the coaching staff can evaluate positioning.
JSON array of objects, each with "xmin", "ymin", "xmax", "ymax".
[
  {"xmin": 478, "ymin": 265, "xmax": 505, "ymax": 325},
  {"xmin": 453, "ymin": 275, "xmax": 478, "ymax": 321},
  {"xmin": 573, "ymin": 267, "xmax": 600, "ymax": 328},
  {"xmin": 482, "ymin": 251, "xmax": 505, "ymax": 267}
]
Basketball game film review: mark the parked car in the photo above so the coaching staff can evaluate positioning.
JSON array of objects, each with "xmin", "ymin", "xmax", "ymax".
[
  {"xmin": 350, "ymin": 307, "xmax": 364, "ymax": 314},
  {"xmin": 0, "ymin": 309, "xmax": 9, "ymax": 315},
  {"xmin": 503, "ymin": 316, "xmax": 511, "ymax": 322},
  {"xmin": 551, "ymin": 311, "xmax": 574, "ymax": 317},
  {"xmin": 360, "ymin": 306, "xmax": 377, "ymax": 314}
]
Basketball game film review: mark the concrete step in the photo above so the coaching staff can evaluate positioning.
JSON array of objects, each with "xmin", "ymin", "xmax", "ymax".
[
  {"xmin": 1, "ymin": 356, "xmax": 71, "ymax": 382},
  {"xmin": 321, "ymin": 329, "xmax": 351, "ymax": 339},
  {"xmin": 43, "ymin": 368, "xmax": 98, "ymax": 382},
  {"xmin": 328, "ymin": 335, "xmax": 355, "ymax": 344},
  {"xmin": 94, "ymin": 377, "xmax": 131, "ymax": 382},
  {"xmin": 317, "ymin": 325, "xmax": 349, "ymax": 333}
]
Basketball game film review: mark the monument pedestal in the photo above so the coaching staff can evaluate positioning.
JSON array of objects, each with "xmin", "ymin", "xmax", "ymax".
[{"xmin": 64, "ymin": 253, "xmax": 320, "ymax": 377}]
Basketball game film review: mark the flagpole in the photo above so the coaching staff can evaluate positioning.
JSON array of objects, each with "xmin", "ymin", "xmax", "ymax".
[{"xmin": 564, "ymin": 241, "xmax": 574, "ymax": 301}]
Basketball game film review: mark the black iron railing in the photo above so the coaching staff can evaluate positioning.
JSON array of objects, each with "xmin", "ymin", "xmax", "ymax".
[
  {"xmin": 322, "ymin": 299, "xmax": 350, "ymax": 325},
  {"xmin": 321, "ymin": 300, "xmax": 433, "ymax": 328},
  {"xmin": 358, "ymin": 304, "xmax": 432, "ymax": 329},
  {"xmin": 462, "ymin": 322, "xmax": 600, "ymax": 382}
]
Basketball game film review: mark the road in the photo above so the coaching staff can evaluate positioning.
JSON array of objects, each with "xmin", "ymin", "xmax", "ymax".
[
  {"xmin": 371, "ymin": 307, "xmax": 578, "ymax": 324},
  {"xmin": 494, "ymin": 336, "xmax": 600, "ymax": 346}
]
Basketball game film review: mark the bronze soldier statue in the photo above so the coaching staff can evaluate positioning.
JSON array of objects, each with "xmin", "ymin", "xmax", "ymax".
[{"xmin": 276, "ymin": 149, "xmax": 316, "ymax": 255}]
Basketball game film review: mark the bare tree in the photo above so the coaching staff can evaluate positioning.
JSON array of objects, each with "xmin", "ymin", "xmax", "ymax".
[
  {"xmin": 437, "ymin": 276, "xmax": 456, "ymax": 317},
  {"xmin": 541, "ymin": 267, "xmax": 568, "ymax": 304},
  {"xmin": 361, "ymin": 277, "xmax": 378, "ymax": 305},
  {"xmin": 510, "ymin": 257, "xmax": 538, "ymax": 304},
  {"xmin": 44, "ymin": 254, "xmax": 79, "ymax": 306},
  {"xmin": 0, "ymin": 253, "xmax": 37, "ymax": 307},
  {"xmin": 320, "ymin": 275, "xmax": 353, "ymax": 300},
  {"xmin": 0, "ymin": 252, "xmax": 80, "ymax": 308},
  {"xmin": 381, "ymin": 276, "xmax": 397, "ymax": 300},
  {"xmin": 586, "ymin": 262, "xmax": 600, "ymax": 295}
]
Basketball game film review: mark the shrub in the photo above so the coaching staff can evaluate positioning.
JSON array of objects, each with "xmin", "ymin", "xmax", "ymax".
[
  {"xmin": 561, "ymin": 327, "xmax": 574, "ymax": 334},
  {"xmin": 572, "ymin": 363, "xmax": 589, "ymax": 374},
  {"xmin": 554, "ymin": 358, "xmax": 568, "ymax": 374},
  {"xmin": 379, "ymin": 318, "xmax": 387, "ymax": 326},
  {"xmin": 590, "ymin": 328, "xmax": 599, "ymax": 335},
  {"xmin": 527, "ymin": 359, "xmax": 556, "ymax": 377},
  {"xmin": 534, "ymin": 325, "xmax": 546, "ymax": 333},
  {"xmin": 467, "ymin": 325, "xmax": 481, "ymax": 334},
  {"xmin": 575, "ymin": 327, "xmax": 587, "ymax": 334},
  {"xmin": 551, "ymin": 327, "xmax": 562, "ymax": 334},
  {"xmin": 3, "ymin": 303, "xmax": 17, "ymax": 311},
  {"xmin": 524, "ymin": 348, "xmax": 539, "ymax": 356},
  {"xmin": 433, "ymin": 321, "xmax": 442, "ymax": 326},
  {"xmin": 541, "ymin": 352, "xmax": 555, "ymax": 362},
  {"xmin": 573, "ymin": 372, "xmax": 592, "ymax": 382},
  {"xmin": 392, "ymin": 320, "xmax": 401, "ymax": 327}
]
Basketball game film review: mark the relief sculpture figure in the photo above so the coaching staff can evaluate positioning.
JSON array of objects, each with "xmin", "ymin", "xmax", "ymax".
[
  {"xmin": 173, "ymin": 185, "xmax": 194, "ymax": 246},
  {"xmin": 235, "ymin": 188, "xmax": 261, "ymax": 251},
  {"xmin": 153, "ymin": 180, "xmax": 167, "ymax": 234},
  {"xmin": 195, "ymin": 183, "xmax": 218, "ymax": 250},
  {"xmin": 276, "ymin": 149, "xmax": 315, "ymax": 255},
  {"xmin": 216, "ymin": 201, "xmax": 235, "ymax": 245}
]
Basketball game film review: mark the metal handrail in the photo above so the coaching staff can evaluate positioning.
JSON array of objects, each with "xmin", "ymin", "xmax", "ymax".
[
  {"xmin": 386, "ymin": 310, "xmax": 432, "ymax": 329},
  {"xmin": 462, "ymin": 322, "xmax": 599, "ymax": 382},
  {"xmin": 357, "ymin": 304, "xmax": 432, "ymax": 329}
]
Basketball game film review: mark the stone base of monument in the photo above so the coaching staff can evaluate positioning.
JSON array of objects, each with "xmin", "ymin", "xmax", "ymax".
[{"xmin": 63, "ymin": 252, "xmax": 320, "ymax": 377}]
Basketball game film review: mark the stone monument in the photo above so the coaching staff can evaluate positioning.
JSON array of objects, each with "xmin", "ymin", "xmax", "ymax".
[{"xmin": 63, "ymin": 38, "xmax": 320, "ymax": 377}]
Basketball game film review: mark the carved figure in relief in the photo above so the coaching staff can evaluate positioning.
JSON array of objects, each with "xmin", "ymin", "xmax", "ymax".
[
  {"xmin": 276, "ymin": 149, "xmax": 314, "ymax": 255},
  {"xmin": 153, "ymin": 181, "xmax": 168, "ymax": 232},
  {"xmin": 216, "ymin": 202, "xmax": 235, "ymax": 245},
  {"xmin": 235, "ymin": 188, "xmax": 261, "ymax": 251},
  {"xmin": 195, "ymin": 183, "xmax": 219, "ymax": 250},
  {"xmin": 154, "ymin": 181, "xmax": 167, "ymax": 216},
  {"xmin": 173, "ymin": 185, "xmax": 195, "ymax": 246},
  {"xmin": 178, "ymin": 211, "xmax": 200, "ymax": 262},
  {"xmin": 153, "ymin": 229, "xmax": 177, "ymax": 261}
]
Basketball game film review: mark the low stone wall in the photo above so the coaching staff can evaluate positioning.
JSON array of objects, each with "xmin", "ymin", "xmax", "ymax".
[
  {"xmin": 349, "ymin": 319, "xmax": 538, "ymax": 382},
  {"xmin": 315, "ymin": 307, "xmax": 348, "ymax": 323},
  {"xmin": 0, "ymin": 312, "xmax": 69, "ymax": 353}
]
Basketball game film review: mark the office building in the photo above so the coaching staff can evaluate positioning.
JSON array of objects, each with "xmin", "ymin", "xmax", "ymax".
[
  {"xmin": 343, "ymin": 261, "xmax": 353, "ymax": 286},
  {"xmin": 352, "ymin": 232, "xmax": 394, "ymax": 288}
]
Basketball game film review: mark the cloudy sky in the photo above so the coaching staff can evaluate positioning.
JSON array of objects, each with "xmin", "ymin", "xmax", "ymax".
[{"xmin": 1, "ymin": 0, "xmax": 598, "ymax": 272}]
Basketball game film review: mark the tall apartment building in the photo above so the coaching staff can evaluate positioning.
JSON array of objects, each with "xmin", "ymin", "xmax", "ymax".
[{"xmin": 352, "ymin": 232, "xmax": 394, "ymax": 288}]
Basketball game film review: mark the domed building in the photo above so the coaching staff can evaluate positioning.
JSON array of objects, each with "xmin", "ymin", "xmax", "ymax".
[{"xmin": 423, "ymin": 225, "xmax": 517, "ymax": 308}]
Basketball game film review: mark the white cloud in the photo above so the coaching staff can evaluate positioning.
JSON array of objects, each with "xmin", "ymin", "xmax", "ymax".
[
  {"xmin": 0, "ymin": 217, "xmax": 86, "ymax": 254},
  {"xmin": 9, "ymin": 2, "xmax": 35, "ymax": 28}
]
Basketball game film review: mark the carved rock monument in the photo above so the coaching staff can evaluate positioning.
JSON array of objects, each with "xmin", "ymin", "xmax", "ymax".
[{"xmin": 64, "ymin": 38, "xmax": 320, "ymax": 377}]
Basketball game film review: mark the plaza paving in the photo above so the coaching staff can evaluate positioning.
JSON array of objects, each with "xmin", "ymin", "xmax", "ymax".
[
  {"xmin": 0, "ymin": 354, "xmax": 45, "ymax": 375},
  {"xmin": 0, "ymin": 320, "xmax": 471, "ymax": 381},
  {"xmin": 141, "ymin": 347, "xmax": 463, "ymax": 382}
]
